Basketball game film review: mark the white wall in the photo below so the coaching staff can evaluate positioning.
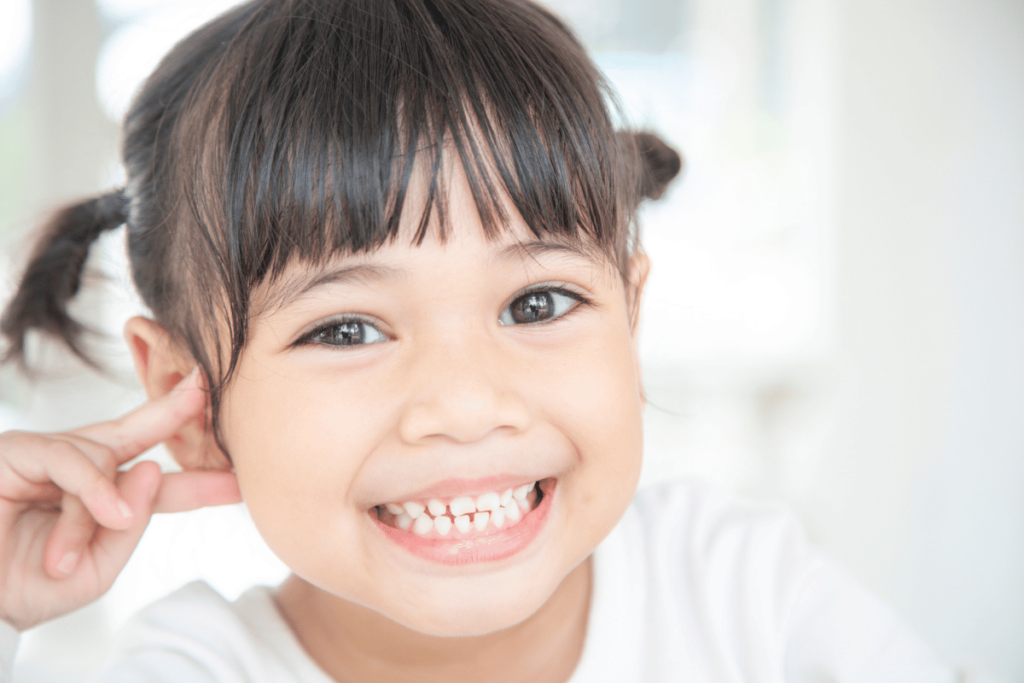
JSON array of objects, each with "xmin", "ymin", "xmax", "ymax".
[{"xmin": 822, "ymin": 0, "xmax": 1024, "ymax": 675}]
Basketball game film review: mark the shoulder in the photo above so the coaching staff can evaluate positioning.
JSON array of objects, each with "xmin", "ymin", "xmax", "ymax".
[
  {"xmin": 99, "ymin": 581, "xmax": 331, "ymax": 683},
  {"xmin": 629, "ymin": 478, "xmax": 818, "ymax": 593},
  {"xmin": 580, "ymin": 480, "xmax": 823, "ymax": 679},
  {"xmin": 615, "ymin": 480, "xmax": 956, "ymax": 682}
]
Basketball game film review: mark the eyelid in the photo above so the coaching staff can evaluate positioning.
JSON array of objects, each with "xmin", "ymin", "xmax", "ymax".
[
  {"xmin": 292, "ymin": 313, "xmax": 390, "ymax": 347},
  {"xmin": 500, "ymin": 282, "xmax": 593, "ymax": 326},
  {"xmin": 506, "ymin": 281, "xmax": 591, "ymax": 305}
]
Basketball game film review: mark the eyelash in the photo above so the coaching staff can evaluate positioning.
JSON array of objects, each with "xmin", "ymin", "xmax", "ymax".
[
  {"xmin": 295, "ymin": 284, "xmax": 591, "ymax": 349},
  {"xmin": 296, "ymin": 315, "xmax": 388, "ymax": 349},
  {"xmin": 498, "ymin": 284, "xmax": 591, "ymax": 327}
]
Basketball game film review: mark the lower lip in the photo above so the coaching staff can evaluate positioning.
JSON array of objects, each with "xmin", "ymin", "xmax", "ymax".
[{"xmin": 372, "ymin": 481, "xmax": 556, "ymax": 565}]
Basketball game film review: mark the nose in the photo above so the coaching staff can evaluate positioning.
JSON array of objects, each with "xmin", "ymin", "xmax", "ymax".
[{"xmin": 397, "ymin": 333, "xmax": 532, "ymax": 445}]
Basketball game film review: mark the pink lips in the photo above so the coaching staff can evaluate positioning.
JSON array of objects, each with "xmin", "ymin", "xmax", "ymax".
[{"xmin": 372, "ymin": 480, "xmax": 555, "ymax": 565}]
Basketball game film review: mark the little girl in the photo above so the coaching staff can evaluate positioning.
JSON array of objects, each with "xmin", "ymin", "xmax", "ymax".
[{"xmin": 0, "ymin": 0, "xmax": 958, "ymax": 680}]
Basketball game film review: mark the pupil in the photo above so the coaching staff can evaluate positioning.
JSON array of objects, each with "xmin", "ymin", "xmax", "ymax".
[
  {"xmin": 513, "ymin": 292, "xmax": 553, "ymax": 323},
  {"xmin": 326, "ymin": 322, "xmax": 363, "ymax": 345}
]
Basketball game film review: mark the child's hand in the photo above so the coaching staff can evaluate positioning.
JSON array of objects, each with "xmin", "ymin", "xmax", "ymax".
[{"xmin": 0, "ymin": 370, "xmax": 242, "ymax": 631}]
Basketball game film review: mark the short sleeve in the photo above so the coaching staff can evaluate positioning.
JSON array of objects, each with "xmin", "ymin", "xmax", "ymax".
[
  {"xmin": 96, "ymin": 581, "xmax": 332, "ymax": 683},
  {"xmin": 98, "ymin": 583, "xmax": 248, "ymax": 683}
]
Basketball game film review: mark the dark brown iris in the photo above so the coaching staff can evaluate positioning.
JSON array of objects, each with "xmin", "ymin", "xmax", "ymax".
[{"xmin": 511, "ymin": 292, "xmax": 553, "ymax": 323}]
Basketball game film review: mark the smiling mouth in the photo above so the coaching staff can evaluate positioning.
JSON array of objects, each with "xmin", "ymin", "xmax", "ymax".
[{"xmin": 373, "ymin": 479, "xmax": 549, "ymax": 540}]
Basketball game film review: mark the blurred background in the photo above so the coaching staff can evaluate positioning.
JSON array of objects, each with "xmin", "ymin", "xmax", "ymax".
[{"xmin": 0, "ymin": 0, "xmax": 1021, "ymax": 680}]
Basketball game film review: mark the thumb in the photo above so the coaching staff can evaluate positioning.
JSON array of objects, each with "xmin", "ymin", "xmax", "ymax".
[
  {"xmin": 88, "ymin": 460, "xmax": 162, "ymax": 589},
  {"xmin": 153, "ymin": 470, "xmax": 242, "ymax": 513}
]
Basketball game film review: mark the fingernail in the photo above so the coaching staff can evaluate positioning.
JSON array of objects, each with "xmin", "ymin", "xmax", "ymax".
[
  {"xmin": 57, "ymin": 552, "xmax": 79, "ymax": 575},
  {"xmin": 173, "ymin": 367, "xmax": 200, "ymax": 392},
  {"xmin": 118, "ymin": 500, "xmax": 134, "ymax": 520}
]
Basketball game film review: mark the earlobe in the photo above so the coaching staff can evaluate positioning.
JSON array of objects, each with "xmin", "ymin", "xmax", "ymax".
[{"xmin": 123, "ymin": 317, "xmax": 231, "ymax": 471}]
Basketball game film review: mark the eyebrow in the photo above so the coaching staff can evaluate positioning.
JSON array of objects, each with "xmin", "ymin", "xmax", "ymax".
[
  {"xmin": 256, "ymin": 239, "xmax": 606, "ymax": 315},
  {"xmin": 493, "ymin": 239, "xmax": 607, "ymax": 267},
  {"xmin": 254, "ymin": 263, "xmax": 400, "ymax": 316}
]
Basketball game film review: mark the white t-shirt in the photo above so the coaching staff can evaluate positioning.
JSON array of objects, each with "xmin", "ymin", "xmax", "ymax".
[{"xmin": 1, "ymin": 480, "xmax": 959, "ymax": 682}]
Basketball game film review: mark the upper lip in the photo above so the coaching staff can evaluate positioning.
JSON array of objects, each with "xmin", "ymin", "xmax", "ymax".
[{"xmin": 373, "ymin": 474, "xmax": 546, "ymax": 506}]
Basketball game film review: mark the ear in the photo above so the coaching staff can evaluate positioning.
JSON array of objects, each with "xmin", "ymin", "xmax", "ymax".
[
  {"xmin": 625, "ymin": 251, "xmax": 651, "ymax": 339},
  {"xmin": 624, "ymin": 251, "xmax": 650, "ymax": 404},
  {"xmin": 123, "ymin": 316, "xmax": 232, "ymax": 471}
]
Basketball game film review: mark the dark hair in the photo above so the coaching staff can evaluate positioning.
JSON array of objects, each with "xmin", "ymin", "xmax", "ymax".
[{"xmin": 1, "ymin": 0, "xmax": 681, "ymax": 454}]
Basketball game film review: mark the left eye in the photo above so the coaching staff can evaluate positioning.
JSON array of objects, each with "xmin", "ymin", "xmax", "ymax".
[
  {"xmin": 498, "ymin": 289, "xmax": 581, "ymax": 326},
  {"xmin": 306, "ymin": 320, "xmax": 387, "ymax": 347}
]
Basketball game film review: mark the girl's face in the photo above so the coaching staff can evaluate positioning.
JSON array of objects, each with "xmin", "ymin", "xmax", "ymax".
[{"xmin": 219, "ymin": 163, "xmax": 647, "ymax": 636}]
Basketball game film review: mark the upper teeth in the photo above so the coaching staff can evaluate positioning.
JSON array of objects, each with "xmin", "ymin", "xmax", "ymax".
[
  {"xmin": 476, "ymin": 492, "xmax": 501, "ymax": 512},
  {"xmin": 382, "ymin": 482, "xmax": 537, "ymax": 536},
  {"xmin": 403, "ymin": 501, "xmax": 426, "ymax": 518},
  {"xmin": 450, "ymin": 497, "xmax": 476, "ymax": 517}
]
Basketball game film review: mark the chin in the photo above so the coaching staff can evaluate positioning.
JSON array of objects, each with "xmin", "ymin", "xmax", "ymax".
[{"xmin": 384, "ymin": 574, "xmax": 565, "ymax": 637}]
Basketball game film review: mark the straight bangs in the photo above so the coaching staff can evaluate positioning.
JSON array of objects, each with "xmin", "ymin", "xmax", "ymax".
[
  {"xmin": 175, "ymin": 0, "xmax": 634, "ymax": 275},
  {"xmin": 146, "ymin": 0, "xmax": 640, "ymax": 421}
]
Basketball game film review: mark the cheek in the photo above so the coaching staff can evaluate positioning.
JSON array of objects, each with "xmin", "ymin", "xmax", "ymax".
[
  {"xmin": 530, "ymin": 322, "xmax": 645, "ymax": 545},
  {"xmin": 557, "ymin": 321, "xmax": 644, "ymax": 452},
  {"xmin": 218, "ymin": 364, "xmax": 392, "ymax": 573}
]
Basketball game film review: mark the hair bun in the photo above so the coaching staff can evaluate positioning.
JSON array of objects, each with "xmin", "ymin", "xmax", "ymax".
[{"xmin": 634, "ymin": 132, "xmax": 682, "ymax": 201}]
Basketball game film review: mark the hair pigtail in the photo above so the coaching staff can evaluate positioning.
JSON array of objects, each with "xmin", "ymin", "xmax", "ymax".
[{"xmin": 1, "ymin": 189, "xmax": 130, "ymax": 371}]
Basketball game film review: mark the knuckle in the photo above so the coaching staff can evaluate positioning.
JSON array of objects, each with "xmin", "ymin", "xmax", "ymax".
[
  {"xmin": 2, "ymin": 430, "xmax": 36, "ymax": 451},
  {"xmin": 94, "ymin": 447, "xmax": 118, "ymax": 475},
  {"xmin": 44, "ymin": 439, "xmax": 81, "ymax": 462},
  {"xmin": 0, "ymin": 431, "xmax": 24, "ymax": 458},
  {"xmin": 0, "ymin": 429, "xmax": 26, "ymax": 445}
]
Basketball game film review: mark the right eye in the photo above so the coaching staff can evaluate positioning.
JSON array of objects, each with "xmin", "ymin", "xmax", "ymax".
[{"xmin": 302, "ymin": 319, "xmax": 388, "ymax": 348}]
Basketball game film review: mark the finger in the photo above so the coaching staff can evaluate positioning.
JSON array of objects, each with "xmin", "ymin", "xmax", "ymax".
[
  {"xmin": 49, "ymin": 434, "xmax": 119, "ymax": 478},
  {"xmin": 43, "ymin": 493, "xmax": 98, "ymax": 578},
  {"xmin": 88, "ymin": 461, "xmax": 162, "ymax": 591},
  {"xmin": 153, "ymin": 471, "xmax": 242, "ymax": 513},
  {"xmin": 0, "ymin": 431, "xmax": 62, "ymax": 501},
  {"xmin": 5, "ymin": 434, "xmax": 133, "ymax": 530},
  {"xmin": 73, "ymin": 367, "xmax": 205, "ymax": 464}
]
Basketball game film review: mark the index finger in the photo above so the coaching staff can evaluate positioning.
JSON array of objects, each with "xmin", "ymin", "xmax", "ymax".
[{"xmin": 73, "ymin": 368, "xmax": 206, "ymax": 463}]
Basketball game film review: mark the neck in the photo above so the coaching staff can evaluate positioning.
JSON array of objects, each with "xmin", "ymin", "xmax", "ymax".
[{"xmin": 274, "ymin": 559, "xmax": 592, "ymax": 683}]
